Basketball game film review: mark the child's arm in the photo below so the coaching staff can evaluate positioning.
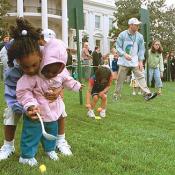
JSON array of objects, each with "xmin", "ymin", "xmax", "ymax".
[
  {"xmin": 5, "ymin": 84, "xmax": 23, "ymax": 115},
  {"xmin": 61, "ymin": 68, "xmax": 82, "ymax": 91},
  {"xmin": 4, "ymin": 67, "xmax": 23, "ymax": 115},
  {"xmin": 63, "ymin": 77, "xmax": 82, "ymax": 92},
  {"xmin": 16, "ymin": 75, "xmax": 39, "ymax": 112}
]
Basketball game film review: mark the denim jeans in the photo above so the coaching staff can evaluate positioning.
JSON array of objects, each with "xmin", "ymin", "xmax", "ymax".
[
  {"xmin": 146, "ymin": 67, "xmax": 163, "ymax": 88},
  {"xmin": 20, "ymin": 115, "xmax": 58, "ymax": 158}
]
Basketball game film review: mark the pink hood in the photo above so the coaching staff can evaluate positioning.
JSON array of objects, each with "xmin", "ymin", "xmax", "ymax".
[{"xmin": 40, "ymin": 38, "xmax": 68, "ymax": 71}]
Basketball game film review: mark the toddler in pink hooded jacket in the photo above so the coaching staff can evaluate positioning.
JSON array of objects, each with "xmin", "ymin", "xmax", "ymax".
[{"xmin": 16, "ymin": 38, "xmax": 81, "ymax": 165}]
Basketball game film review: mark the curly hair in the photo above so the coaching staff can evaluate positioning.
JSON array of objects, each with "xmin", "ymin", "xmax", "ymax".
[
  {"xmin": 7, "ymin": 17, "xmax": 41, "ymax": 67},
  {"xmin": 95, "ymin": 66, "xmax": 112, "ymax": 86}
]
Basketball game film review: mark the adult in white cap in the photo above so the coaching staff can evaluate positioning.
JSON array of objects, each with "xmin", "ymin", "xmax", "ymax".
[
  {"xmin": 38, "ymin": 28, "xmax": 56, "ymax": 46},
  {"xmin": 113, "ymin": 17, "xmax": 157, "ymax": 101}
]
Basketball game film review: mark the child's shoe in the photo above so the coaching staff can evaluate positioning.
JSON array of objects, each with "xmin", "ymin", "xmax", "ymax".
[
  {"xmin": 100, "ymin": 109, "xmax": 106, "ymax": 118},
  {"xmin": 56, "ymin": 140, "xmax": 72, "ymax": 156},
  {"xmin": 19, "ymin": 157, "xmax": 38, "ymax": 166},
  {"xmin": 132, "ymin": 91, "xmax": 136, "ymax": 95},
  {"xmin": 46, "ymin": 151, "xmax": 58, "ymax": 161},
  {"xmin": 0, "ymin": 144, "xmax": 15, "ymax": 161},
  {"xmin": 87, "ymin": 109, "xmax": 95, "ymax": 118}
]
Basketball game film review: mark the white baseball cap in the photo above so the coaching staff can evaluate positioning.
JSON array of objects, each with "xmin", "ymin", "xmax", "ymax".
[
  {"xmin": 128, "ymin": 18, "xmax": 141, "ymax": 25},
  {"xmin": 42, "ymin": 29, "xmax": 56, "ymax": 42}
]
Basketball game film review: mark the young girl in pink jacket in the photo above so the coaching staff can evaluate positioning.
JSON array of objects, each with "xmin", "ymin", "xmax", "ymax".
[{"xmin": 8, "ymin": 18, "xmax": 82, "ymax": 166}]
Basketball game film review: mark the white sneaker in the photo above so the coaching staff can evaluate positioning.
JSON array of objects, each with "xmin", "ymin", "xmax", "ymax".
[
  {"xmin": 100, "ymin": 109, "xmax": 106, "ymax": 118},
  {"xmin": 46, "ymin": 151, "xmax": 58, "ymax": 161},
  {"xmin": 87, "ymin": 109, "xmax": 95, "ymax": 118},
  {"xmin": 0, "ymin": 144, "xmax": 15, "ymax": 161},
  {"xmin": 56, "ymin": 140, "xmax": 72, "ymax": 156},
  {"xmin": 132, "ymin": 91, "xmax": 136, "ymax": 95},
  {"xmin": 19, "ymin": 157, "xmax": 38, "ymax": 166}
]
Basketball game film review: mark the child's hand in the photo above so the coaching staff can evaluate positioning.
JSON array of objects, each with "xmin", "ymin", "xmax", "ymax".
[
  {"xmin": 86, "ymin": 104, "xmax": 91, "ymax": 109},
  {"xmin": 26, "ymin": 106, "xmax": 40, "ymax": 120},
  {"xmin": 80, "ymin": 84, "xmax": 85, "ymax": 90},
  {"xmin": 44, "ymin": 87, "xmax": 63, "ymax": 101}
]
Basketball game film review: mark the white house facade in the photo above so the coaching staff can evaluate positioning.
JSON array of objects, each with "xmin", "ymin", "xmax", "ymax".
[
  {"xmin": 83, "ymin": 0, "xmax": 116, "ymax": 54},
  {"xmin": 5, "ymin": 0, "xmax": 116, "ymax": 53}
]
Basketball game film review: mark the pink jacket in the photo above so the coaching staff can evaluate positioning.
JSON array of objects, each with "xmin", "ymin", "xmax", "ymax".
[{"xmin": 16, "ymin": 39, "xmax": 81, "ymax": 122}]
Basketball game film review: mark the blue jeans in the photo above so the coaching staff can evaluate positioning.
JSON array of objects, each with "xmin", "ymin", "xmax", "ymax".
[
  {"xmin": 146, "ymin": 67, "xmax": 163, "ymax": 88},
  {"xmin": 20, "ymin": 115, "xmax": 58, "ymax": 158}
]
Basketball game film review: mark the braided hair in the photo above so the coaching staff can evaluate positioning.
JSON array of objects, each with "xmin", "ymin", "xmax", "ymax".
[{"xmin": 7, "ymin": 17, "xmax": 41, "ymax": 67}]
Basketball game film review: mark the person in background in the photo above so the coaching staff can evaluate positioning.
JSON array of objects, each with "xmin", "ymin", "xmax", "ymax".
[
  {"xmin": 92, "ymin": 46, "xmax": 102, "ymax": 74},
  {"xmin": 146, "ymin": 40, "xmax": 164, "ymax": 95},
  {"xmin": 0, "ymin": 33, "xmax": 10, "ymax": 79},
  {"xmin": 66, "ymin": 48, "xmax": 73, "ymax": 75},
  {"xmin": 130, "ymin": 71, "xmax": 142, "ymax": 95},
  {"xmin": 0, "ymin": 41, "xmax": 11, "ymax": 79},
  {"xmin": 81, "ymin": 42, "xmax": 92, "ymax": 81},
  {"xmin": 111, "ymin": 48, "xmax": 119, "ymax": 81},
  {"xmin": 72, "ymin": 57, "xmax": 78, "ymax": 80},
  {"xmin": 102, "ymin": 53, "xmax": 110, "ymax": 68},
  {"xmin": 113, "ymin": 17, "xmax": 157, "ymax": 101},
  {"xmin": 169, "ymin": 51, "xmax": 175, "ymax": 81},
  {"xmin": 0, "ymin": 33, "xmax": 10, "ymax": 51}
]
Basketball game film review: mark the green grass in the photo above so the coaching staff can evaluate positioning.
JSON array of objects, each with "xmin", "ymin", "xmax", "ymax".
[{"xmin": 0, "ymin": 81, "xmax": 175, "ymax": 175}]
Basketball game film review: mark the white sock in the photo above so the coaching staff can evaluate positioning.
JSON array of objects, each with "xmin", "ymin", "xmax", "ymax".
[
  {"xmin": 4, "ymin": 140, "xmax": 14, "ymax": 147},
  {"xmin": 57, "ymin": 134, "xmax": 65, "ymax": 142}
]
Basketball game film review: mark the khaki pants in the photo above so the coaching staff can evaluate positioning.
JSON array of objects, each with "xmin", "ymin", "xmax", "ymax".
[{"xmin": 114, "ymin": 65, "xmax": 151, "ymax": 95}]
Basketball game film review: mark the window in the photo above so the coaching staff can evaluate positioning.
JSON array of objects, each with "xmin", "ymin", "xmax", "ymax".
[
  {"xmin": 95, "ymin": 15, "xmax": 101, "ymax": 29},
  {"xmin": 95, "ymin": 39, "xmax": 101, "ymax": 48},
  {"xmin": 109, "ymin": 18, "xmax": 113, "ymax": 30}
]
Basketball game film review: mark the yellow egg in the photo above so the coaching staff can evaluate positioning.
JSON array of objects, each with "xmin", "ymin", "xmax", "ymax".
[
  {"xmin": 95, "ymin": 116, "xmax": 101, "ymax": 120},
  {"xmin": 39, "ymin": 164, "xmax": 46, "ymax": 173}
]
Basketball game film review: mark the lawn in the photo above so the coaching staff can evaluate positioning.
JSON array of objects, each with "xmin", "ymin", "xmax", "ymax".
[{"xmin": 0, "ymin": 81, "xmax": 175, "ymax": 175}]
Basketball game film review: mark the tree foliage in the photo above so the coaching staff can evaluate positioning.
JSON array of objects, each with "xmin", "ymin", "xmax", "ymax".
[
  {"xmin": 110, "ymin": 0, "xmax": 175, "ymax": 53},
  {"xmin": 0, "ymin": 0, "xmax": 11, "ymax": 39}
]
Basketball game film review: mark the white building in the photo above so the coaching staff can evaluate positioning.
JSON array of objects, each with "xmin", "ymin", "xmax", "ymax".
[
  {"xmin": 6, "ymin": 0, "xmax": 68, "ymax": 46},
  {"xmin": 83, "ymin": 0, "xmax": 116, "ymax": 54},
  {"xmin": 5, "ymin": 0, "xmax": 116, "ymax": 53}
]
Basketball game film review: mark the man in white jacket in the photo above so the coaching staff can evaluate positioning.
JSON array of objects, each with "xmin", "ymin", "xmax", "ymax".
[{"xmin": 113, "ymin": 18, "xmax": 157, "ymax": 101}]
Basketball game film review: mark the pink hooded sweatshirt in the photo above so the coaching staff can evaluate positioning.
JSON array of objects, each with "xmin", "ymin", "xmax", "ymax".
[{"xmin": 16, "ymin": 39, "xmax": 81, "ymax": 122}]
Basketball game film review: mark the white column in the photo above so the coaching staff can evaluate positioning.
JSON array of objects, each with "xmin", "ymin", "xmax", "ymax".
[
  {"xmin": 88, "ymin": 11, "xmax": 94, "ymax": 51},
  {"xmin": 103, "ymin": 14, "xmax": 109, "ymax": 54},
  {"xmin": 41, "ymin": 0, "xmax": 48, "ymax": 29},
  {"xmin": 62, "ymin": 0, "xmax": 68, "ymax": 47},
  {"xmin": 17, "ymin": 0, "xmax": 23, "ymax": 17}
]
